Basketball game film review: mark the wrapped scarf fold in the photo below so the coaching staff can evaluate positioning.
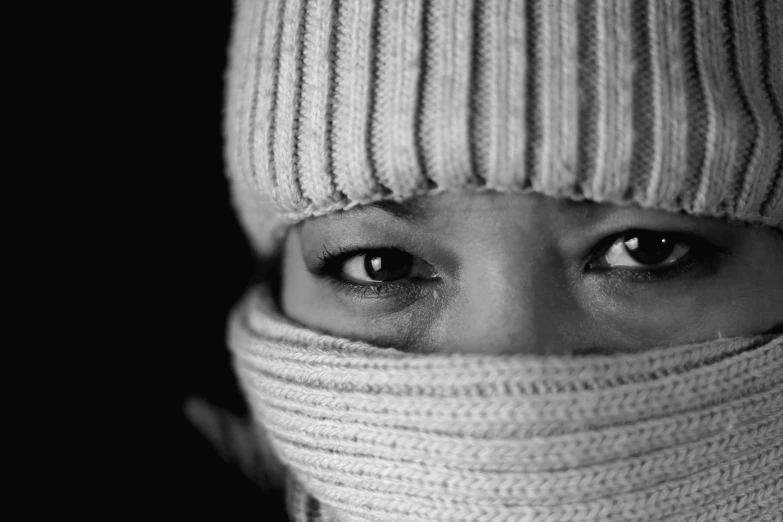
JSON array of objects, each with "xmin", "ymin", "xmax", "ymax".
[{"xmin": 229, "ymin": 286, "xmax": 783, "ymax": 521}]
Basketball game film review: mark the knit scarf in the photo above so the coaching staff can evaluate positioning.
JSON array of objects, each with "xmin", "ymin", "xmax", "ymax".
[{"xmin": 229, "ymin": 286, "xmax": 783, "ymax": 522}]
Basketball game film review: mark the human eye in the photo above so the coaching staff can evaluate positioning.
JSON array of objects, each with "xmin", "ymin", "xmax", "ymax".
[
  {"xmin": 585, "ymin": 229, "xmax": 718, "ymax": 280},
  {"xmin": 314, "ymin": 245, "xmax": 439, "ymax": 298}
]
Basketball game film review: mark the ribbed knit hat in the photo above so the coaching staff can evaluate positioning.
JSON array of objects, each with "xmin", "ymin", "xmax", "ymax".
[{"xmin": 225, "ymin": 0, "xmax": 783, "ymax": 256}]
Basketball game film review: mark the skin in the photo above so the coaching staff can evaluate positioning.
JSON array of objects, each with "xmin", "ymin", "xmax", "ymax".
[{"xmin": 280, "ymin": 191, "xmax": 783, "ymax": 355}]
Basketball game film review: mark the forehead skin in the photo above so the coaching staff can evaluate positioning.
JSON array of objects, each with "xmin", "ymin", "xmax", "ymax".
[{"xmin": 280, "ymin": 192, "xmax": 783, "ymax": 355}]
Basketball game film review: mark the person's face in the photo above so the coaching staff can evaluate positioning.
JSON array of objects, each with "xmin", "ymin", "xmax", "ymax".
[{"xmin": 280, "ymin": 192, "xmax": 783, "ymax": 355}]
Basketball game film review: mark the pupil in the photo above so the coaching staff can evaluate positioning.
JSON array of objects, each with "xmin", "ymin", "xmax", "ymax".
[
  {"xmin": 623, "ymin": 232, "xmax": 675, "ymax": 265},
  {"xmin": 364, "ymin": 250, "xmax": 413, "ymax": 282}
]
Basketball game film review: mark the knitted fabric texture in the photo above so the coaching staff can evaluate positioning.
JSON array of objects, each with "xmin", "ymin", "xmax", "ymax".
[
  {"xmin": 229, "ymin": 286, "xmax": 783, "ymax": 522},
  {"xmin": 225, "ymin": 0, "xmax": 783, "ymax": 255}
]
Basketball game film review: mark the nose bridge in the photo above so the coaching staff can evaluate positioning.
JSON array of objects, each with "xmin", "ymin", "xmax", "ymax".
[{"xmin": 441, "ymin": 248, "xmax": 570, "ymax": 355}]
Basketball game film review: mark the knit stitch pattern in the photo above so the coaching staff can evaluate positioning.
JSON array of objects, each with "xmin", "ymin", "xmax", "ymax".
[
  {"xmin": 225, "ymin": 0, "xmax": 783, "ymax": 255},
  {"xmin": 229, "ymin": 286, "xmax": 783, "ymax": 521}
]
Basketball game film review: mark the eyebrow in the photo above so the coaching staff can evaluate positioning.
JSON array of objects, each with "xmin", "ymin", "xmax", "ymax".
[
  {"xmin": 370, "ymin": 200, "xmax": 426, "ymax": 222},
  {"xmin": 329, "ymin": 199, "xmax": 427, "ymax": 223}
]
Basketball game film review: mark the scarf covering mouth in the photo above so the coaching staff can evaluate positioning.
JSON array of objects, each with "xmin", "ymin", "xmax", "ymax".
[{"xmin": 228, "ymin": 286, "xmax": 783, "ymax": 521}]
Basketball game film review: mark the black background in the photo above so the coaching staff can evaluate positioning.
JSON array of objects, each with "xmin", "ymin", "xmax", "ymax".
[{"xmin": 123, "ymin": 3, "xmax": 288, "ymax": 518}]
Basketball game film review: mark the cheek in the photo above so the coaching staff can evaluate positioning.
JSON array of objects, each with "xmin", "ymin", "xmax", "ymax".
[
  {"xmin": 584, "ymin": 269, "xmax": 783, "ymax": 349},
  {"xmin": 701, "ymin": 270, "xmax": 783, "ymax": 336},
  {"xmin": 282, "ymin": 279, "xmax": 441, "ymax": 351},
  {"xmin": 279, "ymin": 235, "xmax": 344, "ymax": 334},
  {"xmin": 692, "ymin": 236, "xmax": 783, "ymax": 337},
  {"xmin": 279, "ymin": 235, "xmax": 442, "ymax": 351}
]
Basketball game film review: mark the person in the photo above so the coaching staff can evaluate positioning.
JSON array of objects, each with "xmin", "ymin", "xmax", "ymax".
[{"xmin": 190, "ymin": 0, "xmax": 783, "ymax": 520}]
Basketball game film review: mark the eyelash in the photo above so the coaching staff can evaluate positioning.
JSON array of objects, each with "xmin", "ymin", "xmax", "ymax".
[
  {"xmin": 582, "ymin": 230, "xmax": 717, "ymax": 281},
  {"xmin": 314, "ymin": 246, "xmax": 430, "ymax": 300},
  {"xmin": 313, "ymin": 231, "xmax": 718, "ymax": 299}
]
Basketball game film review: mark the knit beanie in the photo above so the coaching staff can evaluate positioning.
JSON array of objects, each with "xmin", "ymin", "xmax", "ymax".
[{"xmin": 225, "ymin": 0, "xmax": 783, "ymax": 257}]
